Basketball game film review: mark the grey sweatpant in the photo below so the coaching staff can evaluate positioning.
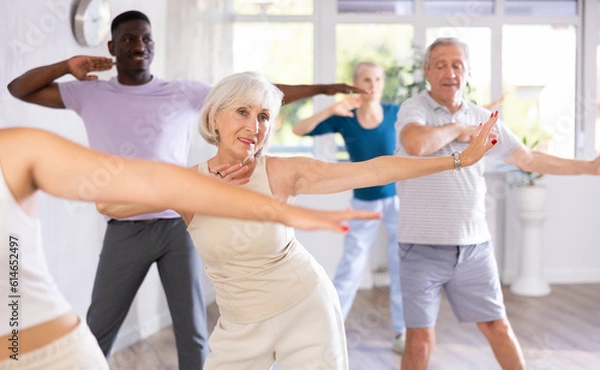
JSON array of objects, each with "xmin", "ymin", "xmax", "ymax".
[{"xmin": 86, "ymin": 218, "xmax": 208, "ymax": 369}]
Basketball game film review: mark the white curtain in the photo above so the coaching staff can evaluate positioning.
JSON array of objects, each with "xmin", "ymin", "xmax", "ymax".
[
  {"xmin": 166, "ymin": 0, "xmax": 233, "ymax": 84},
  {"xmin": 165, "ymin": 0, "xmax": 234, "ymax": 166}
]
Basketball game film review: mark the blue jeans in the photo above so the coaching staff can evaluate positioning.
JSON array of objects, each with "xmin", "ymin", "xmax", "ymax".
[{"xmin": 332, "ymin": 196, "xmax": 405, "ymax": 334}]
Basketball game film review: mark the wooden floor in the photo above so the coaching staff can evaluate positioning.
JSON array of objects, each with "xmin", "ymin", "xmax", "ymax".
[{"xmin": 109, "ymin": 284, "xmax": 600, "ymax": 370}]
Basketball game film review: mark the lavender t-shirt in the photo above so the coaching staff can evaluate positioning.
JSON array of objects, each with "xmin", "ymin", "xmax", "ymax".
[{"xmin": 59, "ymin": 77, "xmax": 211, "ymax": 220}]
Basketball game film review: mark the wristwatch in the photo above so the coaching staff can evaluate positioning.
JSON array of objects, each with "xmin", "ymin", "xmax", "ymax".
[{"xmin": 452, "ymin": 151, "xmax": 462, "ymax": 171}]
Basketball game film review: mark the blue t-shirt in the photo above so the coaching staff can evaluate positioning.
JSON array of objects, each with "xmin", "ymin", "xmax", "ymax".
[{"xmin": 305, "ymin": 103, "xmax": 400, "ymax": 201}]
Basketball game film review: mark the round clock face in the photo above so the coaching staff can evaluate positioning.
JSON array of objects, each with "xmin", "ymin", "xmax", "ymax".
[{"xmin": 74, "ymin": 0, "xmax": 111, "ymax": 47}]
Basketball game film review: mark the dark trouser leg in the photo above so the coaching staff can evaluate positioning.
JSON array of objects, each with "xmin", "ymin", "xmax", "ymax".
[
  {"xmin": 86, "ymin": 221, "xmax": 155, "ymax": 357},
  {"xmin": 156, "ymin": 218, "xmax": 208, "ymax": 370}
]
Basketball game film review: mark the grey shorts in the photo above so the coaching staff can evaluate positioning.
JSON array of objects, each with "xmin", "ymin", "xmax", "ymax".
[{"xmin": 399, "ymin": 241, "xmax": 506, "ymax": 328}]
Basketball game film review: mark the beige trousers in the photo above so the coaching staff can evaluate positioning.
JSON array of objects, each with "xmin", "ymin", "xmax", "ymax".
[
  {"xmin": 205, "ymin": 278, "xmax": 348, "ymax": 370},
  {"xmin": 0, "ymin": 319, "xmax": 108, "ymax": 370}
]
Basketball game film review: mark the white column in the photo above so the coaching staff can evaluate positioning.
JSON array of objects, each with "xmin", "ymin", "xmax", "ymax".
[{"xmin": 510, "ymin": 186, "xmax": 551, "ymax": 296}]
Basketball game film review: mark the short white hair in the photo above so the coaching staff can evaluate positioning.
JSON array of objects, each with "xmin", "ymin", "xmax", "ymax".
[{"xmin": 199, "ymin": 72, "xmax": 284, "ymax": 155}]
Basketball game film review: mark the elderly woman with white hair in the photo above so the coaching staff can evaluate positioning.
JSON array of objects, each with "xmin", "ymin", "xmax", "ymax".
[{"xmin": 102, "ymin": 71, "xmax": 498, "ymax": 369}]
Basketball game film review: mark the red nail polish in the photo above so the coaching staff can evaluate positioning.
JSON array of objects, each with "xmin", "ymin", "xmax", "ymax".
[
  {"xmin": 490, "ymin": 112, "xmax": 493, "ymax": 118},
  {"xmin": 341, "ymin": 225, "xmax": 349, "ymax": 232},
  {"xmin": 492, "ymin": 139, "xmax": 497, "ymax": 145}
]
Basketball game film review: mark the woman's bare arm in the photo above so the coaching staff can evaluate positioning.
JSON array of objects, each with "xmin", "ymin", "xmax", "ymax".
[
  {"xmin": 0, "ymin": 128, "xmax": 380, "ymax": 233},
  {"xmin": 276, "ymin": 113, "xmax": 499, "ymax": 196}
]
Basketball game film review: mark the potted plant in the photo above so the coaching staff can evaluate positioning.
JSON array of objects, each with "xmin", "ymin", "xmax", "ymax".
[
  {"xmin": 510, "ymin": 136, "xmax": 546, "ymax": 211},
  {"xmin": 512, "ymin": 137, "xmax": 544, "ymax": 184}
]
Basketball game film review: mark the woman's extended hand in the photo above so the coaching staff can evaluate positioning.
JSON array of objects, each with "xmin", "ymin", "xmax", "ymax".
[
  {"xmin": 460, "ymin": 111, "xmax": 499, "ymax": 167},
  {"xmin": 283, "ymin": 207, "xmax": 382, "ymax": 233}
]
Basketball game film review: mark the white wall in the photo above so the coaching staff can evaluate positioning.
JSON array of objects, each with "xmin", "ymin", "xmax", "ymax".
[
  {"xmin": 503, "ymin": 176, "xmax": 600, "ymax": 284},
  {"xmin": 295, "ymin": 190, "xmax": 390, "ymax": 289},
  {"xmin": 0, "ymin": 0, "xmax": 170, "ymax": 352}
]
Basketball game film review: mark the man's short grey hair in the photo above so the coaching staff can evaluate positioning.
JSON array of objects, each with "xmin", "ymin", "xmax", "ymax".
[
  {"xmin": 423, "ymin": 37, "xmax": 470, "ymax": 69},
  {"xmin": 198, "ymin": 72, "xmax": 283, "ymax": 155}
]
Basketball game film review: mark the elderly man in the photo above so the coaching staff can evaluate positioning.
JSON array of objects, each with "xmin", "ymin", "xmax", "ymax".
[{"xmin": 394, "ymin": 37, "xmax": 600, "ymax": 370}]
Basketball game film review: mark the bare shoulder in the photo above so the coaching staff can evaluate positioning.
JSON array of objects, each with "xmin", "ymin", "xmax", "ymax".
[
  {"xmin": 265, "ymin": 155, "xmax": 312, "ymax": 176},
  {"xmin": 264, "ymin": 155, "xmax": 307, "ymax": 200},
  {"xmin": 265, "ymin": 155, "xmax": 291, "ymax": 180}
]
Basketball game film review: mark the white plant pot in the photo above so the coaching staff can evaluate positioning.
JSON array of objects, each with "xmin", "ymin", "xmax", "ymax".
[
  {"xmin": 510, "ymin": 185, "xmax": 551, "ymax": 297},
  {"xmin": 517, "ymin": 185, "xmax": 546, "ymax": 212}
]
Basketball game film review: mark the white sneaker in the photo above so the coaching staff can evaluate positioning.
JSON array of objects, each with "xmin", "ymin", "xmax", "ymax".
[{"xmin": 392, "ymin": 334, "xmax": 405, "ymax": 354}]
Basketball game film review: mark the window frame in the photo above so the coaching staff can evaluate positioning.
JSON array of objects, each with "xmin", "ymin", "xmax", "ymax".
[{"xmin": 233, "ymin": 0, "xmax": 596, "ymax": 160}]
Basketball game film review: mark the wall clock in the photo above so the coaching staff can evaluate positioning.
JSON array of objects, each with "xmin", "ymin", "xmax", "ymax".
[{"xmin": 73, "ymin": 0, "xmax": 111, "ymax": 47}]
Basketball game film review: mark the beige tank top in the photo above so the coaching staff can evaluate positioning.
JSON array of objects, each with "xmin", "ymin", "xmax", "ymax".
[{"xmin": 187, "ymin": 156, "xmax": 321, "ymax": 323}]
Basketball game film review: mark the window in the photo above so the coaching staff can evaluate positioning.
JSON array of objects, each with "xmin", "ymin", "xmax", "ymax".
[
  {"xmin": 231, "ymin": 0, "xmax": 591, "ymax": 158},
  {"xmin": 503, "ymin": 25, "xmax": 576, "ymax": 158},
  {"xmin": 505, "ymin": 0, "xmax": 577, "ymax": 16},
  {"xmin": 336, "ymin": 24, "xmax": 414, "ymax": 102},
  {"xmin": 234, "ymin": 0, "xmax": 313, "ymax": 15},
  {"xmin": 232, "ymin": 22, "xmax": 314, "ymax": 154},
  {"xmin": 337, "ymin": 0, "xmax": 412, "ymax": 14},
  {"xmin": 423, "ymin": 0, "xmax": 493, "ymax": 15},
  {"xmin": 329, "ymin": 23, "xmax": 414, "ymax": 160}
]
